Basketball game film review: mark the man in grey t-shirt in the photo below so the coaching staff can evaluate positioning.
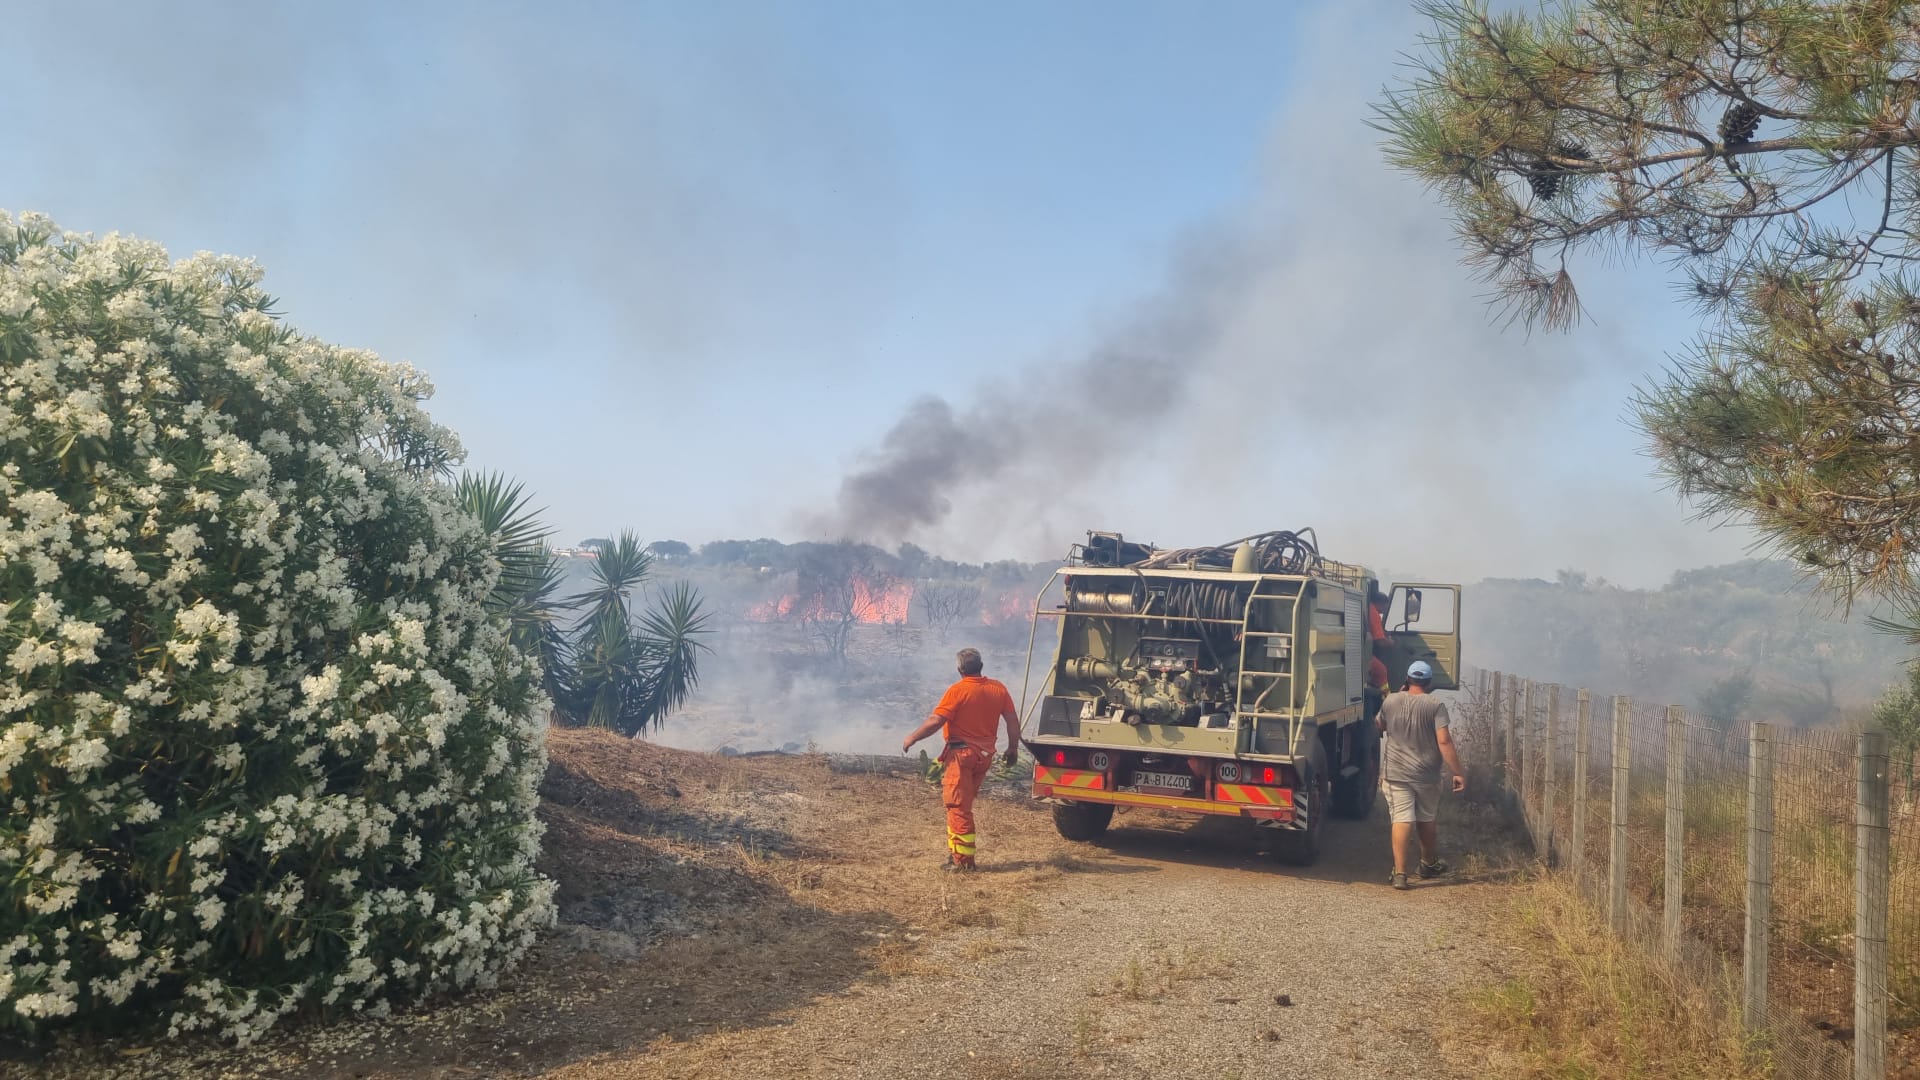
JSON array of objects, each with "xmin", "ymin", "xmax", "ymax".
[{"xmin": 1376, "ymin": 659, "xmax": 1466, "ymax": 890}]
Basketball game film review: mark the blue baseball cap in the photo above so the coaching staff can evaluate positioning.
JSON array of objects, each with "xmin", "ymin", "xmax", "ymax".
[{"xmin": 1406, "ymin": 660, "xmax": 1434, "ymax": 681}]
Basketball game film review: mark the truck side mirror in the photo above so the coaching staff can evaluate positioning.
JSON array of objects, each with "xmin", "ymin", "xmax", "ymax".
[{"xmin": 1404, "ymin": 589, "xmax": 1422, "ymax": 624}]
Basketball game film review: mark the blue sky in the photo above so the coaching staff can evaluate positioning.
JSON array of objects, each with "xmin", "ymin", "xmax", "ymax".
[{"xmin": 2, "ymin": 1, "xmax": 1758, "ymax": 586}]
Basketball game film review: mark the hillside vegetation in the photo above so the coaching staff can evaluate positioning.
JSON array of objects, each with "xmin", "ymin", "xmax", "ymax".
[{"xmin": 1465, "ymin": 561, "xmax": 1910, "ymax": 722}]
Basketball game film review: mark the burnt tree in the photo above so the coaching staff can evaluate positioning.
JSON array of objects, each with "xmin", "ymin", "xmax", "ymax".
[
  {"xmin": 794, "ymin": 544, "xmax": 899, "ymax": 665},
  {"xmin": 915, "ymin": 581, "xmax": 981, "ymax": 631}
]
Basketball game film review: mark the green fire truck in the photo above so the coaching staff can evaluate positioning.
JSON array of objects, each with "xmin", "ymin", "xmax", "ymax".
[{"xmin": 1019, "ymin": 530, "xmax": 1460, "ymax": 865}]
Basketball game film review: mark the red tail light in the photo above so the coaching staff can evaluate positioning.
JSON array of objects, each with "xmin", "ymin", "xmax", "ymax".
[
  {"xmin": 1051, "ymin": 750, "xmax": 1068, "ymax": 767},
  {"xmin": 1218, "ymin": 761, "xmax": 1288, "ymax": 786}
]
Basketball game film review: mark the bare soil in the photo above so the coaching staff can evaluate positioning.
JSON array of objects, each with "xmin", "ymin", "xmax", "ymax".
[{"xmin": 16, "ymin": 730, "xmax": 1530, "ymax": 1080}]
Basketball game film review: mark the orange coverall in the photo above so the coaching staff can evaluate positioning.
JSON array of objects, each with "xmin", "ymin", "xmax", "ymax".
[
  {"xmin": 932, "ymin": 675, "xmax": 1017, "ymax": 868},
  {"xmin": 1367, "ymin": 599, "xmax": 1390, "ymax": 691}
]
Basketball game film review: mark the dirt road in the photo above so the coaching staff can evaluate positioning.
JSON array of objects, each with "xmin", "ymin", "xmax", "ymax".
[
  {"xmin": 553, "ymin": 805, "xmax": 1521, "ymax": 1080},
  {"xmin": 20, "ymin": 736, "xmax": 1524, "ymax": 1080}
]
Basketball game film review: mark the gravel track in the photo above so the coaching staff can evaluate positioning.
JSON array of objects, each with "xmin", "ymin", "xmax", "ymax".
[{"xmin": 557, "ymin": 808, "xmax": 1519, "ymax": 1080}]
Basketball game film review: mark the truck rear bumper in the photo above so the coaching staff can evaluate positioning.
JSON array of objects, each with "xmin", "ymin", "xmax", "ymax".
[{"xmin": 1032, "ymin": 781, "xmax": 1296, "ymax": 824}]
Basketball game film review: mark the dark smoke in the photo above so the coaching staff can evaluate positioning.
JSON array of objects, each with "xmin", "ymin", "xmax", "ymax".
[
  {"xmin": 819, "ymin": 232, "xmax": 1254, "ymax": 542},
  {"xmin": 832, "ymin": 398, "xmax": 1002, "ymax": 539}
]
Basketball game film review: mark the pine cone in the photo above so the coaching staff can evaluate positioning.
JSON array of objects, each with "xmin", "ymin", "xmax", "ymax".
[
  {"xmin": 1526, "ymin": 143, "xmax": 1587, "ymax": 201},
  {"xmin": 1718, "ymin": 102, "xmax": 1761, "ymax": 145}
]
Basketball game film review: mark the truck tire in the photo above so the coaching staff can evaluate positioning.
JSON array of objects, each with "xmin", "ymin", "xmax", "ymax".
[
  {"xmin": 1270, "ymin": 766, "xmax": 1328, "ymax": 866},
  {"xmin": 1052, "ymin": 801, "xmax": 1115, "ymax": 842},
  {"xmin": 1332, "ymin": 724, "xmax": 1380, "ymax": 820}
]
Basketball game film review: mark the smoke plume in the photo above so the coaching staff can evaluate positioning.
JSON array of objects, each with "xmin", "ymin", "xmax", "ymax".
[
  {"xmin": 810, "ymin": 4, "xmax": 1756, "ymax": 585},
  {"xmin": 821, "ymin": 233, "xmax": 1252, "ymax": 541}
]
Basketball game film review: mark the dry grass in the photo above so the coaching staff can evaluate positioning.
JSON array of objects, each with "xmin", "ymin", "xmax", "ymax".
[
  {"xmin": 1448, "ymin": 876, "xmax": 1768, "ymax": 1080},
  {"xmin": 1070, "ymin": 1005, "xmax": 1100, "ymax": 1059},
  {"xmin": 1094, "ymin": 939, "xmax": 1233, "ymax": 1005}
]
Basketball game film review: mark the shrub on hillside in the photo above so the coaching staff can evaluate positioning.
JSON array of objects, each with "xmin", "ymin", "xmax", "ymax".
[{"xmin": 0, "ymin": 213, "xmax": 556, "ymax": 1043}]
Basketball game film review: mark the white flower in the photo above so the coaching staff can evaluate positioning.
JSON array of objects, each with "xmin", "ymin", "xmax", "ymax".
[
  {"xmin": 301, "ymin": 666, "xmax": 342, "ymax": 704},
  {"xmin": 60, "ymin": 738, "xmax": 108, "ymax": 777},
  {"xmin": 193, "ymin": 897, "xmax": 225, "ymax": 931},
  {"xmin": 57, "ymin": 618, "xmax": 103, "ymax": 665}
]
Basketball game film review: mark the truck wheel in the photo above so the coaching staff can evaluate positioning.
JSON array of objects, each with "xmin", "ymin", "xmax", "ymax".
[
  {"xmin": 1052, "ymin": 801, "xmax": 1115, "ymax": 842},
  {"xmin": 1333, "ymin": 726, "xmax": 1380, "ymax": 820},
  {"xmin": 1271, "ymin": 768, "xmax": 1328, "ymax": 866}
]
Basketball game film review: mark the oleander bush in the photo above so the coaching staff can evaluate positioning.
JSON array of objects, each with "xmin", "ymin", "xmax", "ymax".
[{"xmin": 0, "ymin": 212, "xmax": 555, "ymax": 1043}]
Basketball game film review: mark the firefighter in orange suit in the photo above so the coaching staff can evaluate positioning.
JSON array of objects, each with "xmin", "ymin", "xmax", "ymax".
[{"xmin": 901, "ymin": 647, "xmax": 1020, "ymax": 870}]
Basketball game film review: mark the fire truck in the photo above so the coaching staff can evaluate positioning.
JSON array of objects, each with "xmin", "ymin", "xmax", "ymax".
[{"xmin": 1019, "ymin": 530, "xmax": 1460, "ymax": 865}]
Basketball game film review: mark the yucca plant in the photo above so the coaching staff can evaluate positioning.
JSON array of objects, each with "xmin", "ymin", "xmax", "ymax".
[
  {"xmin": 455, "ymin": 473, "xmax": 573, "ymax": 708},
  {"xmin": 454, "ymin": 482, "xmax": 710, "ymax": 737}
]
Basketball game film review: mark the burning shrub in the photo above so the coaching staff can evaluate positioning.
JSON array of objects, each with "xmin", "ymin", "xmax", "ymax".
[{"xmin": 0, "ymin": 213, "xmax": 555, "ymax": 1043}]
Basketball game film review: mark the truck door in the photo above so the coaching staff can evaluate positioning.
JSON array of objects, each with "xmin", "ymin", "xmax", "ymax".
[{"xmin": 1380, "ymin": 583, "xmax": 1461, "ymax": 690}]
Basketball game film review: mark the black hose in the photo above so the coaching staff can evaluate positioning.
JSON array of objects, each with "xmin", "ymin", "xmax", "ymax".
[{"xmin": 1129, "ymin": 528, "xmax": 1323, "ymax": 577}]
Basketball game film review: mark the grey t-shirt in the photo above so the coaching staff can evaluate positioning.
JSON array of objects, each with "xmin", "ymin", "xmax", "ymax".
[{"xmin": 1379, "ymin": 691, "xmax": 1451, "ymax": 785}]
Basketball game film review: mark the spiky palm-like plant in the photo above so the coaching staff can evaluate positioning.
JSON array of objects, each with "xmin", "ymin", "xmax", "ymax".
[
  {"xmin": 456, "ymin": 478, "xmax": 708, "ymax": 736},
  {"xmin": 455, "ymin": 473, "xmax": 573, "ymax": 708}
]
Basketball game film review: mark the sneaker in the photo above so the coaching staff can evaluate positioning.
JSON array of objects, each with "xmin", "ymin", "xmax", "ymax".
[
  {"xmin": 1390, "ymin": 872, "xmax": 1412, "ymax": 891},
  {"xmin": 1418, "ymin": 860, "xmax": 1448, "ymax": 879}
]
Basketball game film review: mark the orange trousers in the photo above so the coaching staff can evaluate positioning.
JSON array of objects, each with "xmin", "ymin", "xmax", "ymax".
[{"xmin": 940, "ymin": 744, "xmax": 992, "ymax": 865}]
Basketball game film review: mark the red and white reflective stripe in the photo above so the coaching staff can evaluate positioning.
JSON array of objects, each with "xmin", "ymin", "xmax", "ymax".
[
  {"xmin": 1214, "ymin": 783, "xmax": 1294, "ymax": 807},
  {"xmin": 1033, "ymin": 766, "xmax": 1105, "ymax": 791}
]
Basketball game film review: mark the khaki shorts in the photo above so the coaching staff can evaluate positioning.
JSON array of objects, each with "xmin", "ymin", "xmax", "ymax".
[{"xmin": 1385, "ymin": 780, "xmax": 1440, "ymax": 824}]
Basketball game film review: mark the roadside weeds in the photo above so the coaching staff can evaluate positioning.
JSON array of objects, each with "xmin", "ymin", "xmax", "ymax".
[{"xmin": 1445, "ymin": 876, "xmax": 1769, "ymax": 1080}]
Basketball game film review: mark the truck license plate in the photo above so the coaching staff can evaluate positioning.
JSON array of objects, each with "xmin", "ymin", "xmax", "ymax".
[{"xmin": 1132, "ymin": 770, "xmax": 1193, "ymax": 792}]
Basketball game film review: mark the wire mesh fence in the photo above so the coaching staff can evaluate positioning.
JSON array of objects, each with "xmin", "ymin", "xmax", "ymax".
[
  {"xmin": 1467, "ymin": 668, "xmax": 1897, "ymax": 1080},
  {"xmin": 1895, "ymin": 746, "xmax": 1920, "ymax": 1026},
  {"xmin": 1772, "ymin": 727, "xmax": 1858, "ymax": 1037}
]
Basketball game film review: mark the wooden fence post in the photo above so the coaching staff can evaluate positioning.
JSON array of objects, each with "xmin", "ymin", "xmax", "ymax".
[
  {"xmin": 1505, "ymin": 676, "xmax": 1520, "ymax": 810},
  {"xmin": 1858, "ymin": 729, "xmax": 1890, "ymax": 1080},
  {"xmin": 1491, "ymin": 670, "xmax": 1506, "ymax": 776},
  {"xmin": 1517, "ymin": 680, "xmax": 1530, "ymax": 835},
  {"xmin": 1665, "ymin": 705, "xmax": 1686, "ymax": 965},
  {"xmin": 1497, "ymin": 672, "xmax": 1512, "ymax": 791},
  {"xmin": 1572, "ymin": 689, "xmax": 1590, "ymax": 886},
  {"xmin": 1745, "ymin": 722, "xmax": 1774, "ymax": 1037},
  {"xmin": 1542, "ymin": 685, "xmax": 1558, "ymax": 860},
  {"xmin": 1610, "ymin": 695, "xmax": 1632, "ymax": 934}
]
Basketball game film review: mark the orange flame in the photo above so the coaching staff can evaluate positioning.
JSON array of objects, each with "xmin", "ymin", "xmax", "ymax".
[
  {"xmin": 982, "ymin": 589, "xmax": 1032, "ymax": 627},
  {"xmin": 748, "ymin": 575, "xmax": 914, "ymax": 625}
]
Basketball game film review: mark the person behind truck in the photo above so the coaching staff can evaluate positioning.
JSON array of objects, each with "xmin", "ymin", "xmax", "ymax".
[
  {"xmin": 901, "ymin": 647, "xmax": 1021, "ymax": 871},
  {"xmin": 1376, "ymin": 659, "xmax": 1466, "ymax": 890},
  {"xmin": 1365, "ymin": 587, "xmax": 1392, "ymax": 719}
]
